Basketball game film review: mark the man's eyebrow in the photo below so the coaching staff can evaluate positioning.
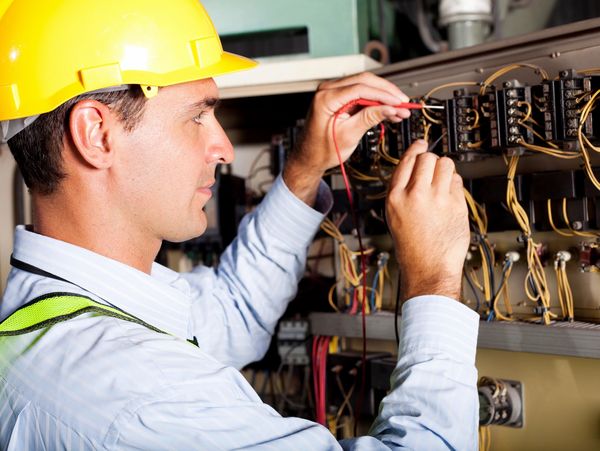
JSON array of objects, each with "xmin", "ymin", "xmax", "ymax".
[{"xmin": 186, "ymin": 97, "xmax": 221, "ymax": 112}]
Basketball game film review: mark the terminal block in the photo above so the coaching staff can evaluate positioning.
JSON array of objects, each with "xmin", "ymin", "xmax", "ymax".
[
  {"xmin": 443, "ymin": 89, "xmax": 484, "ymax": 160},
  {"xmin": 402, "ymin": 99, "xmax": 427, "ymax": 145},
  {"xmin": 580, "ymin": 242, "xmax": 600, "ymax": 272},
  {"xmin": 537, "ymin": 69, "xmax": 593, "ymax": 147},
  {"xmin": 277, "ymin": 320, "xmax": 310, "ymax": 365},
  {"xmin": 495, "ymin": 81, "xmax": 534, "ymax": 151},
  {"xmin": 478, "ymin": 91, "xmax": 500, "ymax": 150},
  {"xmin": 350, "ymin": 125, "xmax": 381, "ymax": 171},
  {"xmin": 384, "ymin": 121, "xmax": 408, "ymax": 159}
]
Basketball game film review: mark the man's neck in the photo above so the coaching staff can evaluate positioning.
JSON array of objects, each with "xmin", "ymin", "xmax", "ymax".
[{"xmin": 33, "ymin": 195, "xmax": 161, "ymax": 275}]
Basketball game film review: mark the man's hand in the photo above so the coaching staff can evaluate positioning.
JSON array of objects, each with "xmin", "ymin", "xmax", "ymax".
[
  {"xmin": 386, "ymin": 141, "xmax": 470, "ymax": 301},
  {"xmin": 283, "ymin": 72, "xmax": 411, "ymax": 206}
]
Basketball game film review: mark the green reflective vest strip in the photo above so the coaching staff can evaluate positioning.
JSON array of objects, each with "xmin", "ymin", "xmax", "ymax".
[{"xmin": 0, "ymin": 292, "xmax": 165, "ymax": 336}]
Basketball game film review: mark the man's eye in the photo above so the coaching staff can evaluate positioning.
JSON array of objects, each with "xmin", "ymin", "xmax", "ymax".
[{"xmin": 193, "ymin": 112, "xmax": 206, "ymax": 124}]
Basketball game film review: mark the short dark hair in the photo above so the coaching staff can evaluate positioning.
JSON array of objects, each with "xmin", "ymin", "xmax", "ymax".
[{"xmin": 8, "ymin": 87, "xmax": 147, "ymax": 195}]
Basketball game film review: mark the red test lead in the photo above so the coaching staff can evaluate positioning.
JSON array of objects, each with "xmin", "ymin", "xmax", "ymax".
[{"xmin": 337, "ymin": 98, "xmax": 444, "ymax": 114}]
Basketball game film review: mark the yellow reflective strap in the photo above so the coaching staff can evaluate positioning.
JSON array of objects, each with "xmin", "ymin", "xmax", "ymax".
[{"xmin": 0, "ymin": 293, "xmax": 155, "ymax": 336}]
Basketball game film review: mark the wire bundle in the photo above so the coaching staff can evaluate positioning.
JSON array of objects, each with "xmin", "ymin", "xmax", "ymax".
[
  {"xmin": 463, "ymin": 189, "xmax": 497, "ymax": 314},
  {"xmin": 478, "ymin": 426, "xmax": 491, "ymax": 451},
  {"xmin": 547, "ymin": 198, "xmax": 599, "ymax": 239},
  {"xmin": 489, "ymin": 253, "xmax": 518, "ymax": 322},
  {"xmin": 331, "ymin": 365, "xmax": 357, "ymax": 434},
  {"xmin": 506, "ymin": 155, "xmax": 556, "ymax": 325},
  {"xmin": 577, "ymin": 89, "xmax": 600, "ymax": 190},
  {"xmin": 369, "ymin": 252, "xmax": 390, "ymax": 312},
  {"xmin": 321, "ymin": 218, "xmax": 376, "ymax": 314},
  {"xmin": 312, "ymin": 336, "xmax": 331, "ymax": 426},
  {"xmin": 555, "ymin": 251, "xmax": 575, "ymax": 322}
]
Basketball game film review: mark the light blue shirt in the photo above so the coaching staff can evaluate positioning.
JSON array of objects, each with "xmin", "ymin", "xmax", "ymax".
[{"xmin": 0, "ymin": 175, "xmax": 479, "ymax": 450}]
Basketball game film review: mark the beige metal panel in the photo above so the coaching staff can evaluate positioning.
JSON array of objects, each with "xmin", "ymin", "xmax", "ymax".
[
  {"xmin": 0, "ymin": 144, "xmax": 15, "ymax": 292},
  {"xmin": 476, "ymin": 349, "xmax": 600, "ymax": 451},
  {"xmin": 348, "ymin": 336, "xmax": 600, "ymax": 451}
]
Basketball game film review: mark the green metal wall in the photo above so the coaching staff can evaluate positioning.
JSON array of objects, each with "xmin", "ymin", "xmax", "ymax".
[{"xmin": 201, "ymin": 0, "xmax": 370, "ymax": 58}]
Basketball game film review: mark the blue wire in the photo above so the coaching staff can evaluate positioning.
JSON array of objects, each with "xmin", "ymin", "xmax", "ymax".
[
  {"xmin": 370, "ymin": 269, "xmax": 381, "ymax": 312},
  {"xmin": 463, "ymin": 269, "xmax": 481, "ymax": 313}
]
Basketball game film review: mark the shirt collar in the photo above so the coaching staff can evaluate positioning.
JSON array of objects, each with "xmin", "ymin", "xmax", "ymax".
[{"xmin": 11, "ymin": 225, "xmax": 192, "ymax": 340}]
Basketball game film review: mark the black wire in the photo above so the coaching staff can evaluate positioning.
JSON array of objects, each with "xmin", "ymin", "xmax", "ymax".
[
  {"xmin": 394, "ymin": 270, "xmax": 401, "ymax": 347},
  {"xmin": 480, "ymin": 239, "xmax": 496, "ymax": 306},
  {"xmin": 463, "ymin": 268, "xmax": 481, "ymax": 313}
]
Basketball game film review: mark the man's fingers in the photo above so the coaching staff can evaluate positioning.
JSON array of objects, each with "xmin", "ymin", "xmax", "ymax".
[
  {"xmin": 341, "ymin": 105, "xmax": 407, "ymax": 141},
  {"xmin": 408, "ymin": 151, "xmax": 439, "ymax": 188},
  {"xmin": 432, "ymin": 157, "xmax": 456, "ymax": 193},
  {"xmin": 389, "ymin": 140, "xmax": 428, "ymax": 191},
  {"xmin": 320, "ymin": 72, "xmax": 409, "ymax": 103},
  {"xmin": 320, "ymin": 83, "xmax": 409, "ymax": 115},
  {"xmin": 451, "ymin": 173, "xmax": 467, "ymax": 199}
]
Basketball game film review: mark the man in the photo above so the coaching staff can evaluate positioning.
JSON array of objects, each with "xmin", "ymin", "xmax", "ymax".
[{"xmin": 0, "ymin": 0, "xmax": 479, "ymax": 449}]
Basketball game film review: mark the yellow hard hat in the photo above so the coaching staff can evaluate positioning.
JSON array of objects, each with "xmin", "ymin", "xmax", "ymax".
[{"xmin": 0, "ymin": 0, "xmax": 256, "ymax": 122}]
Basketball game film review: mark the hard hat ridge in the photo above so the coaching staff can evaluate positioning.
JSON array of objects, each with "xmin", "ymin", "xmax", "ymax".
[{"xmin": 0, "ymin": 0, "xmax": 256, "ymax": 123}]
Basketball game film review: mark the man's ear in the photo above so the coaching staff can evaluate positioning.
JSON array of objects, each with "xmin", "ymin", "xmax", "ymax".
[{"xmin": 68, "ymin": 100, "xmax": 117, "ymax": 169}]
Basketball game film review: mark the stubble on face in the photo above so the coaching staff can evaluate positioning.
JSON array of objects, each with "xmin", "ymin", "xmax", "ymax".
[{"xmin": 112, "ymin": 79, "xmax": 230, "ymax": 244}]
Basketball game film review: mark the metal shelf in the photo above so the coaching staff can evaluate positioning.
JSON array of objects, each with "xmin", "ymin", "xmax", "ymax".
[{"xmin": 309, "ymin": 312, "xmax": 600, "ymax": 359}]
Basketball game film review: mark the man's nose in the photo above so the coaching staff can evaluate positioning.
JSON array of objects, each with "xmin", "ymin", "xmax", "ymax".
[{"xmin": 207, "ymin": 121, "xmax": 234, "ymax": 165}]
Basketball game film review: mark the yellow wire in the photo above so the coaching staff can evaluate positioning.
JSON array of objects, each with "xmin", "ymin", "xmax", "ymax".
[
  {"xmin": 378, "ymin": 134, "xmax": 400, "ymax": 165},
  {"xmin": 328, "ymin": 283, "xmax": 340, "ymax": 313},
  {"xmin": 464, "ymin": 188, "xmax": 495, "ymax": 303},
  {"xmin": 578, "ymin": 90, "xmax": 600, "ymax": 191},
  {"xmin": 479, "ymin": 63, "xmax": 549, "ymax": 95},
  {"xmin": 467, "ymin": 108, "xmax": 480, "ymax": 130},
  {"xmin": 469, "ymin": 267, "xmax": 484, "ymax": 291},
  {"xmin": 577, "ymin": 68, "xmax": 600, "ymax": 74},
  {"xmin": 321, "ymin": 218, "xmax": 377, "ymax": 312},
  {"xmin": 479, "ymin": 425, "xmax": 491, "ymax": 451},
  {"xmin": 555, "ymin": 256, "xmax": 574, "ymax": 321},
  {"xmin": 467, "ymin": 141, "xmax": 484, "ymax": 149},
  {"xmin": 561, "ymin": 198, "xmax": 599, "ymax": 238},
  {"xmin": 517, "ymin": 139, "xmax": 579, "ymax": 159},
  {"xmin": 547, "ymin": 199, "xmax": 574, "ymax": 237},
  {"xmin": 421, "ymin": 104, "xmax": 443, "ymax": 125},
  {"xmin": 347, "ymin": 166, "xmax": 382, "ymax": 182},
  {"xmin": 423, "ymin": 122, "xmax": 431, "ymax": 141},
  {"xmin": 517, "ymin": 100, "xmax": 532, "ymax": 124},
  {"xmin": 506, "ymin": 155, "xmax": 555, "ymax": 325},
  {"xmin": 424, "ymin": 81, "xmax": 479, "ymax": 100},
  {"xmin": 492, "ymin": 261, "xmax": 514, "ymax": 321},
  {"xmin": 420, "ymin": 81, "xmax": 480, "ymax": 125}
]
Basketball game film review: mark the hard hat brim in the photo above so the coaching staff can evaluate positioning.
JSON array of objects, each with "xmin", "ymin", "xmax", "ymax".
[{"xmin": 206, "ymin": 52, "xmax": 258, "ymax": 80}]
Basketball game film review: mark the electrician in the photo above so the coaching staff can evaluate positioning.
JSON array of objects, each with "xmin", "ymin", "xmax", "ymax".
[{"xmin": 0, "ymin": 0, "xmax": 478, "ymax": 449}]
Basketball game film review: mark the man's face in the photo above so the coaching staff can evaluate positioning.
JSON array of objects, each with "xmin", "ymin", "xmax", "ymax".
[{"xmin": 112, "ymin": 78, "xmax": 233, "ymax": 243}]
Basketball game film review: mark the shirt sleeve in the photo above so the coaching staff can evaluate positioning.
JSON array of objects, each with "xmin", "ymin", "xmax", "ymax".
[
  {"xmin": 341, "ymin": 296, "xmax": 480, "ymax": 451},
  {"xmin": 107, "ymin": 296, "xmax": 478, "ymax": 451},
  {"xmin": 181, "ymin": 174, "xmax": 333, "ymax": 369}
]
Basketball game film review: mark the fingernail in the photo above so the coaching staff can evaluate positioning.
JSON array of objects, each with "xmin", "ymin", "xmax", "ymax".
[{"xmin": 416, "ymin": 139, "xmax": 427, "ymax": 145}]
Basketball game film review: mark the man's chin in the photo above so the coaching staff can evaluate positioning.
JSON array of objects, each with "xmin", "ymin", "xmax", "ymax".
[{"xmin": 164, "ymin": 219, "xmax": 208, "ymax": 243}]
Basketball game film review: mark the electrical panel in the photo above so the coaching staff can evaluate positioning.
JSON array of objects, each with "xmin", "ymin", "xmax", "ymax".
[{"xmin": 223, "ymin": 19, "xmax": 600, "ymax": 448}]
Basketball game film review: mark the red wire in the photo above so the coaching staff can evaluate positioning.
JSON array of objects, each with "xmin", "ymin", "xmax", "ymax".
[
  {"xmin": 312, "ymin": 337, "xmax": 319, "ymax": 421},
  {"xmin": 312, "ymin": 335, "xmax": 332, "ymax": 426},
  {"xmin": 331, "ymin": 105, "xmax": 370, "ymax": 436}
]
